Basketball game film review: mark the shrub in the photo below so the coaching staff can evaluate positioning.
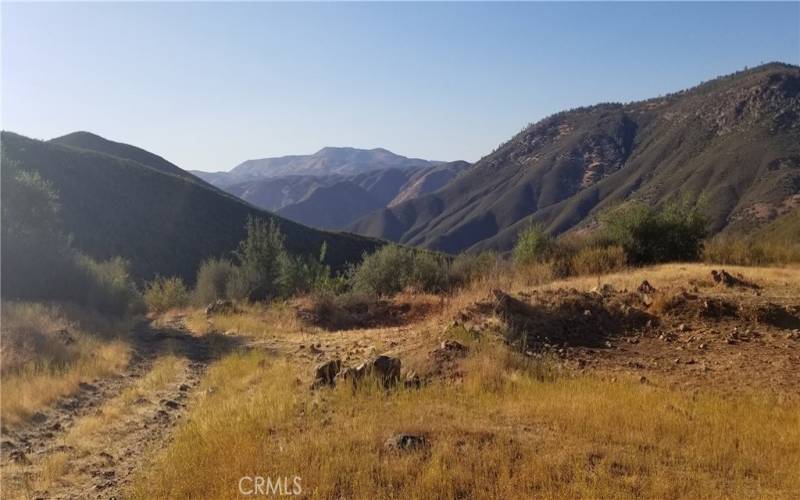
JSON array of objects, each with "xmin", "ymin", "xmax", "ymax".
[
  {"xmin": 513, "ymin": 224, "xmax": 553, "ymax": 266},
  {"xmin": 80, "ymin": 256, "xmax": 144, "ymax": 315},
  {"xmin": 569, "ymin": 245, "xmax": 627, "ymax": 276},
  {"xmin": 350, "ymin": 245, "xmax": 415, "ymax": 296},
  {"xmin": 278, "ymin": 243, "xmax": 332, "ymax": 297},
  {"xmin": 1, "ymin": 161, "xmax": 142, "ymax": 315},
  {"xmin": 601, "ymin": 200, "xmax": 707, "ymax": 265},
  {"xmin": 450, "ymin": 252, "xmax": 498, "ymax": 286},
  {"xmin": 704, "ymin": 236, "xmax": 800, "ymax": 266},
  {"xmin": 350, "ymin": 245, "xmax": 453, "ymax": 296},
  {"xmin": 144, "ymin": 276, "xmax": 190, "ymax": 313},
  {"xmin": 233, "ymin": 217, "xmax": 287, "ymax": 301},
  {"xmin": 193, "ymin": 258, "xmax": 237, "ymax": 305}
]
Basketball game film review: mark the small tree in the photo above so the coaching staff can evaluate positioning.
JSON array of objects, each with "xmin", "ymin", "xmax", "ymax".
[
  {"xmin": 513, "ymin": 223, "xmax": 553, "ymax": 266},
  {"xmin": 233, "ymin": 217, "xmax": 287, "ymax": 301}
]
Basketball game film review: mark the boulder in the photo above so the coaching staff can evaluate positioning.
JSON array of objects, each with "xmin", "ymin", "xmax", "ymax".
[
  {"xmin": 384, "ymin": 433, "xmax": 428, "ymax": 451},
  {"xmin": 312, "ymin": 359, "xmax": 342, "ymax": 388},
  {"xmin": 372, "ymin": 355, "xmax": 401, "ymax": 387}
]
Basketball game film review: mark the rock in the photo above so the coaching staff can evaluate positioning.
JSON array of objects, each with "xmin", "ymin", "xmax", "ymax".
[
  {"xmin": 372, "ymin": 355, "xmax": 401, "ymax": 387},
  {"xmin": 205, "ymin": 299, "xmax": 237, "ymax": 316},
  {"xmin": 404, "ymin": 371, "xmax": 422, "ymax": 389},
  {"xmin": 384, "ymin": 433, "xmax": 428, "ymax": 451},
  {"xmin": 312, "ymin": 359, "xmax": 342, "ymax": 388},
  {"xmin": 440, "ymin": 340, "xmax": 468, "ymax": 352},
  {"xmin": 30, "ymin": 412, "xmax": 47, "ymax": 424},
  {"xmin": 9, "ymin": 449, "xmax": 31, "ymax": 465},
  {"xmin": 637, "ymin": 280, "xmax": 657, "ymax": 294},
  {"xmin": 179, "ymin": 384, "xmax": 190, "ymax": 392},
  {"xmin": 337, "ymin": 362, "xmax": 370, "ymax": 385},
  {"xmin": 590, "ymin": 284, "xmax": 615, "ymax": 295},
  {"xmin": 162, "ymin": 400, "xmax": 180, "ymax": 410},
  {"xmin": 677, "ymin": 323, "xmax": 689, "ymax": 332}
]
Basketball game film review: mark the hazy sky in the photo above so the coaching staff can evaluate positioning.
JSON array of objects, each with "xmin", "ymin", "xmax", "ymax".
[{"xmin": 3, "ymin": 2, "xmax": 798, "ymax": 172}]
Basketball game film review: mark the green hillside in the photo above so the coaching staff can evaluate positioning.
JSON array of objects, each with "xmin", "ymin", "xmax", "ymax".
[
  {"xmin": 1, "ymin": 132, "xmax": 381, "ymax": 283},
  {"xmin": 350, "ymin": 63, "xmax": 800, "ymax": 253}
]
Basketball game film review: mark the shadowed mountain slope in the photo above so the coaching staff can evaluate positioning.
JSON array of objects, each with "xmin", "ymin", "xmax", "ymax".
[
  {"xmin": 1, "ymin": 131, "xmax": 381, "ymax": 282},
  {"xmin": 350, "ymin": 63, "xmax": 800, "ymax": 253}
]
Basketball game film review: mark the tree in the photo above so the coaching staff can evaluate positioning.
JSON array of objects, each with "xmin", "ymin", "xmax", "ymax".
[{"xmin": 231, "ymin": 217, "xmax": 287, "ymax": 301}]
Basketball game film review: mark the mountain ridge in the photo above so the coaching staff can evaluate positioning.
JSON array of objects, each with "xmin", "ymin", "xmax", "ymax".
[{"xmin": 350, "ymin": 62, "xmax": 800, "ymax": 253}]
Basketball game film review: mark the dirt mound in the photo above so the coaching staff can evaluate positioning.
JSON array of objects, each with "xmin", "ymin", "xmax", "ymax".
[
  {"xmin": 711, "ymin": 269, "xmax": 759, "ymax": 289},
  {"xmin": 740, "ymin": 303, "xmax": 800, "ymax": 329},
  {"xmin": 297, "ymin": 295, "xmax": 437, "ymax": 331},
  {"xmin": 489, "ymin": 289, "xmax": 653, "ymax": 350}
]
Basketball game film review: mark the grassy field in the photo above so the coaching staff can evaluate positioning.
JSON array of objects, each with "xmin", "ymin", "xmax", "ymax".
[
  {"xmin": 131, "ymin": 339, "xmax": 800, "ymax": 499},
  {"xmin": 0, "ymin": 302, "xmax": 132, "ymax": 424}
]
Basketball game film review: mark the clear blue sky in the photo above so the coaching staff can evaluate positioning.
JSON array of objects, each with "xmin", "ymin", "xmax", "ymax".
[{"xmin": 2, "ymin": 2, "xmax": 798, "ymax": 172}]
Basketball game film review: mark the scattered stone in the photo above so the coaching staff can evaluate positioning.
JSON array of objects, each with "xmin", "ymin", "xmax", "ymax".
[
  {"xmin": 312, "ymin": 359, "xmax": 342, "ymax": 388},
  {"xmin": 384, "ymin": 433, "xmax": 428, "ymax": 452},
  {"xmin": 677, "ymin": 323, "xmax": 689, "ymax": 332},
  {"xmin": 162, "ymin": 400, "xmax": 180, "ymax": 410},
  {"xmin": 178, "ymin": 384, "xmax": 190, "ymax": 392},
  {"xmin": 404, "ymin": 371, "xmax": 422, "ymax": 389},
  {"xmin": 9, "ymin": 449, "xmax": 31, "ymax": 465},
  {"xmin": 205, "ymin": 299, "xmax": 237, "ymax": 316},
  {"xmin": 440, "ymin": 340, "xmax": 468, "ymax": 352}
]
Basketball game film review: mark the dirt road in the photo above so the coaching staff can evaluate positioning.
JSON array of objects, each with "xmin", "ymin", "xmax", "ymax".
[{"xmin": 1, "ymin": 318, "xmax": 240, "ymax": 499}]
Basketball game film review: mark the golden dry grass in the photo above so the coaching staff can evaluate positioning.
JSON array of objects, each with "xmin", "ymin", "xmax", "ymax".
[
  {"xmin": 182, "ymin": 301, "xmax": 303, "ymax": 338},
  {"xmin": 130, "ymin": 340, "xmax": 800, "ymax": 499},
  {"xmin": 0, "ymin": 302, "xmax": 132, "ymax": 424}
]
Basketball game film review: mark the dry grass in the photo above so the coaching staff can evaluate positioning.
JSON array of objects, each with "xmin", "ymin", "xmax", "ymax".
[
  {"xmin": 131, "ymin": 341, "xmax": 800, "ymax": 499},
  {"xmin": 182, "ymin": 301, "xmax": 303, "ymax": 338},
  {"xmin": 0, "ymin": 302, "xmax": 132, "ymax": 424}
]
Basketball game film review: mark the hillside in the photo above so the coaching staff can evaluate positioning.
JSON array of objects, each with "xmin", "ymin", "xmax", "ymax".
[
  {"xmin": 1, "ymin": 132, "xmax": 381, "ymax": 282},
  {"xmin": 350, "ymin": 63, "xmax": 800, "ymax": 253},
  {"xmin": 192, "ymin": 147, "xmax": 441, "ymax": 186}
]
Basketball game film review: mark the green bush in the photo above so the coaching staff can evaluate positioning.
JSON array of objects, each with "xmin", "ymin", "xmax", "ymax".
[
  {"xmin": 193, "ymin": 258, "xmax": 237, "ymax": 305},
  {"xmin": 601, "ymin": 200, "xmax": 707, "ymax": 265},
  {"xmin": 278, "ymin": 242, "xmax": 333, "ymax": 297},
  {"xmin": 144, "ymin": 276, "xmax": 190, "ymax": 313},
  {"xmin": 233, "ymin": 217, "xmax": 287, "ymax": 301},
  {"xmin": 450, "ymin": 252, "xmax": 498, "ymax": 286},
  {"xmin": 350, "ymin": 245, "xmax": 415, "ymax": 296},
  {"xmin": 513, "ymin": 223, "xmax": 553, "ymax": 266},
  {"xmin": 350, "ymin": 245, "xmax": 454, "ymax": 296},
  {"xmin": 80, "ymin": 256, "xmax": 144, "ymax": 315}
]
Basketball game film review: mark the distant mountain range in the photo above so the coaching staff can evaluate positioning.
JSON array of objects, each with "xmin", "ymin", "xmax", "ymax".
[
  {"xmin": 191, "ymin": 147, "xmax": 442, "ymax": 186},
  {"xmin": 350, "ymin": 63, "xmax": 800, "ymax": 253},
  {"xmin": 218, "ymin": 161, "xmax": 469, "ymax": 230},
  {"xmin": 1, "ymin": 131, "xmax": 381, "ymax": 283},
  {"xmin": 193, "ymin": 146, "xmax": 469, "ymax": 230}
]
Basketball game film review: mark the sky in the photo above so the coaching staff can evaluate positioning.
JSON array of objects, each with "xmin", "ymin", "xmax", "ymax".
[{"xmin": 2, "ymin": 2, "xmax": 798, "ymax": 172}]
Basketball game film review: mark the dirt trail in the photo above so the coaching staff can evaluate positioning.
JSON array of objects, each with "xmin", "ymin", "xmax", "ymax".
[{"xmin": 1, "ymin": 318, "xmax": 240, "ymax": 500}]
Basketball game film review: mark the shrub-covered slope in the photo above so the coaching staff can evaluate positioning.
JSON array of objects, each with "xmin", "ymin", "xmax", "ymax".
[
  {"xmin": 350, "ymin": 63, "xmax": 800, "ymax": 253},
  {"xmin": 1, "ymin": 132, "xmax": 381, "ymax": 282}
]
